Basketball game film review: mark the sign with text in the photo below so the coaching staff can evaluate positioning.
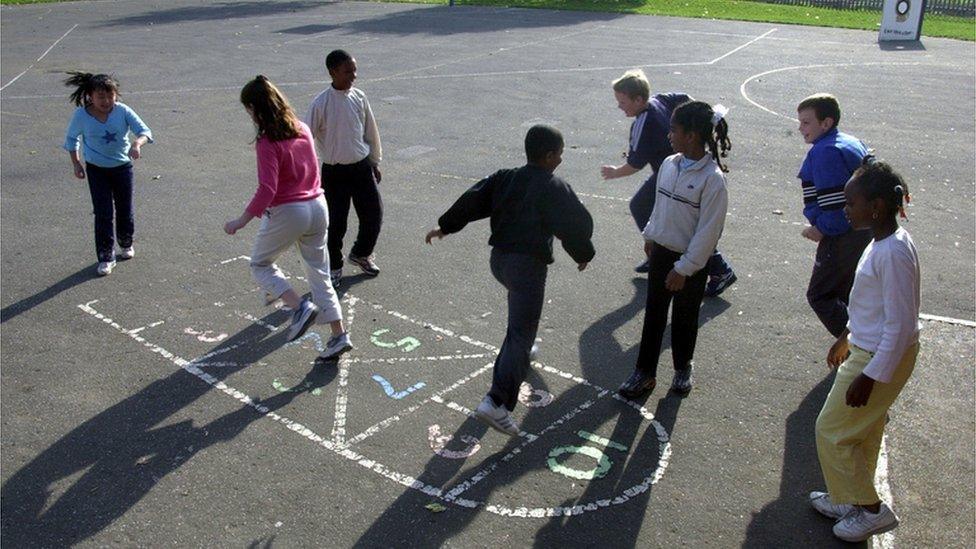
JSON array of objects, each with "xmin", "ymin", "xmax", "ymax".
[{"xmin": 879, "ymin": 0, "xmax": 926, "ymax": 41}]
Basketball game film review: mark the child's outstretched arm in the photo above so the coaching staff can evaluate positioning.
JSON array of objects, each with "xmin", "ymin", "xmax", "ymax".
[
  {"xmin": 224, "ymin": 211, "xmax": 255, "ymax": 235},
  {"xmin": 600, "ymin": 163, "xmax": 639, "ymax": 180}
]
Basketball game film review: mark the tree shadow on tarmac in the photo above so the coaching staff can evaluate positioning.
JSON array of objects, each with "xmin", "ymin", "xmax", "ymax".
[
  {"xmin": 98, "ymin": 1, "xmax": 326, "ymax": 27},
  {"xmin": 743, "ymin": 373, "xmax": 866, "ymax": 548},
  {"xmin": 353, "ymin": 276, "xmax": 729, "ymax": 547},
  {"xmin": 0, "ymin": 307, "xmax": 337, "ymax": 548},
  {"xmin": 0, "ymin": 263, "xmax": 98, "ymax": 324}
]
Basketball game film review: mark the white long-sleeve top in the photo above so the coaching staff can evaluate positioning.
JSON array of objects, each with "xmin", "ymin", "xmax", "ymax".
[
  {"xmin": 305, "ymin": 86, "xmax": 381, "ymax": 166},
  {"xmin": 848, "ymin": 227, "xmax": 921, "ymax": 383},
  {"xmin": 642, "ymin": 153, "xmax": 728, "ymax": 276}
]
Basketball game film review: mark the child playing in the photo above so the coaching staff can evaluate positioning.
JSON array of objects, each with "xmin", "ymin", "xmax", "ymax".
[
  {"xmin": 796, "ymin": 93, "xmax": 872, "ymax": 337},
  {"xmin": 617, "ymin": 101, "xmax": 731, "ymax": 399},
  {"xmin": 425, "ymin": 125, "xmax": 595, "ymax": 436},
  {"xmin": 224, "ymin": 75, "xmax": 352, "ymax": 360},
  {"xmin": 63, "ymin": 72, "xmax": 153, "ymax": 276},
  {"xmin": 600, "ymin": 69, "xmax": 736, "ymax": 297},
  {"xmin": 305, "ymin": 49, "xmax": 383, "ymax": 288},
  {"xmin": 809, "ymin": 161, "xmax": 919, "ymax": 542}
]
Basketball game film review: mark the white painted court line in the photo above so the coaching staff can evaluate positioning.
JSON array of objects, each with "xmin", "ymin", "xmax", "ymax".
[
  {"xmin": 0, "ymin": 24, "xmax": 77, "ymax": 92},
  {"xmin": 708, "ymin": 28, "xmax": 778, "ymax": 64}
]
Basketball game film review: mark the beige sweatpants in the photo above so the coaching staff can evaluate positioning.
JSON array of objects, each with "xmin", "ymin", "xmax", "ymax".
[
  {"xmin": 815, "ymin": 342, "xmax": 919, "ymax": 505},
  {"xmin": 250, "ymin": 196, "xmax": 343, "ymax": 324}
]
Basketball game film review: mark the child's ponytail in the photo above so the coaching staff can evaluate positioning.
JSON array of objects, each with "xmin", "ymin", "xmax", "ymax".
[
  {"xmin": 64, "ymin": 71, "xmax": 120, "ymax": 106},
  {"xmin": 672, "ymin": 100, "xmax": 733, "ymax": 173},
  {"xmin": 240, "ymin": 75, "xmax": 301, "ymax": 142}
]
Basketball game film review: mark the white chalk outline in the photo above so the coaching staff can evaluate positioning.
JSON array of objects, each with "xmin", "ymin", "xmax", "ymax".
[{"xmin": 0, "ymin": 24, "xmax": 77, "ymax": 92}]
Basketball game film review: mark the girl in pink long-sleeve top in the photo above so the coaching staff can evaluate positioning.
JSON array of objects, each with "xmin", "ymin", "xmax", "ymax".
[{"xmin": 224, "ymin": 75, "xmax": 352, "ymax": 361}]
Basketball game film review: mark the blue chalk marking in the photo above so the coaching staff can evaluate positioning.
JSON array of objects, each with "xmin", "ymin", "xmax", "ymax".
[{"xmin": 371, "ymin": 374, "xmax": 426, "ymax": 399}]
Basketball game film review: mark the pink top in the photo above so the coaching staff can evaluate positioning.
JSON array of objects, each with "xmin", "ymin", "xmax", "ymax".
[{"xmin": 245, "ymin": 121, "xmax": 323, "ymax": 218}]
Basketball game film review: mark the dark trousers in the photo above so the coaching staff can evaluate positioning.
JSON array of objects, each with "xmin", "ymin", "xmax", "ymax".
[
  {"xmin": 634, "ymin": 243, "xmax": 708, "ymax": 378},
  {"xmin": 86, "ymin": 162, "xmax": 134, "ymax": 262},
  {"xmin": 807, "ymin": 228, "xmax": 872, "ymax": 337},
  {"xmin": 487, "ymin": 249, "xmax": 547, "ymax": 411},
  {"xmin": 321, "ymin": 159, "xmax": 382, "ymax": 269},
  {"xmin": 630, "ymin": 173, "xmax": 731, "ymax": 277}
]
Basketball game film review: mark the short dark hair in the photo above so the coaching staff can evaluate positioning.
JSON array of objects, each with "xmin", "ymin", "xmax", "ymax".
[
  {"xmin": 849, "ymin": 160, "xmax": 910, "ymax": 220},
  {"xmin": 326, "ymin": 49, "xmax": 353, "ymax": 72},
  {"xmin": 524, "ymin": 125, "xmax": 563, "ymax": 163},
  {"xmin": 64, "ymin": 71, "xmax": 120, "ymax": 107},
  {"xmin": 797, "ymin": 93, "xmax": 841, "ymax": 127}
]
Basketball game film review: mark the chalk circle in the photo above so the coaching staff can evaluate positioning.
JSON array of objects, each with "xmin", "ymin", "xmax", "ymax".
[
  {"xmin": 428, "ymin": 424, "xmax": 481, "ymax": 459},
  {"xmin": 547, "ymin": 445, "xmax": 611, "ymax": 480},
  {"xmin": 518, "ymin": 382, "xmax": 554, "ymax": 407}
]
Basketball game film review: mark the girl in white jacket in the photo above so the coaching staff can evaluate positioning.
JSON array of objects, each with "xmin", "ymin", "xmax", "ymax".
[{"xmin": 618, "ymin": 100, "xmax": 731, "ymax": 399}]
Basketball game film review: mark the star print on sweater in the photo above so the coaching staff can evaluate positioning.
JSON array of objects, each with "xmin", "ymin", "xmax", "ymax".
[{"xmin": 101, "ymin": 130, "xmax": 118, "ymax": 144}]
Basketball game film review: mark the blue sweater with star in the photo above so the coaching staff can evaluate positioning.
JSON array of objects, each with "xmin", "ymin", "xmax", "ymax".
[{"xmin": 63, "ymin": 102, "xmax": 153, "ymax": 168}]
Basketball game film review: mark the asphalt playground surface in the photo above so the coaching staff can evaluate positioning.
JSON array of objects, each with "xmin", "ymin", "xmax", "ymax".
[{"xmin": 1, "ymin": 1, "xmax": 974, "ymax": 547}]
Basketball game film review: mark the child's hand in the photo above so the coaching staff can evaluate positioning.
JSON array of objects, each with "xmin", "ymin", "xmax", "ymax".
[
  {"xmin": 827, "ymin": 337, "xmax": 850, "ymax": 369},
  {"xmin": 425, "ymin": 228, "xmax": 445, "ymax": 244},
  {"xmin": 577, "ymin": 262, "xmax": 588, "ymax": 271},
  {"xmin": 600, "ymin": 165, "xmax": 617, "ymax": 179},
  {"xmin": 665, "ymin": 269, "xmax": 685, "ymax": 292},
  {"xmin": 845, "ymin": 373, "xmax": 875, "ymax": 407},
  {"xmin": 73, "ymin": 162, "xmax": 86, "ymax": 179},
  {"xmin": 372, "ymin": 165, "xmax": 382, "ymax": 184},
  {"xmin": 128, "ymin": 143, "xmax": 141, "ymax": 160},
  {"xmin": 644, "ymin": 241, "xmax": 654, "ymax": 258},
  {"xmin": 801, "ymin": 226, "xmax": 823, "ymax": 242},
  {"xmin": 224, "ymin": 217, "xmax": 248, "ymax": 235}
]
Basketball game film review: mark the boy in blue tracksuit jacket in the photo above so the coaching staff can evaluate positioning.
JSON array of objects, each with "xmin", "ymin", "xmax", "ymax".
[{"xmin": 796, "ymin": 93, "xmax": 872, "ymax": 337}]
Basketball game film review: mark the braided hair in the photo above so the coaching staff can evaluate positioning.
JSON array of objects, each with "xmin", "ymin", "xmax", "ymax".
[
  {"xmin": 240, "ymin": 75, "xmax": 301, "ymax": 142},
  {"xmin": 671, "ymin": 100, "xmax": 732, "ymax": 173},
  {"xmin": 849, "ymin": 160, "xmax": 911, "ymax": 220},
  {"xmin": 64, "ymin": 71, "xmax": 119, "ymax": 107}
]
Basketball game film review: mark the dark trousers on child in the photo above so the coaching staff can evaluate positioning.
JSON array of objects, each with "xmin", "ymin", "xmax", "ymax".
[
  {"xmin": 487, "ymin": 248, "xmax": 547, "ymax": 412},
  {"xmin": 86, "ymin": 162, "xmax": 134, "ymax": 262},
  {"xmin": 321, "ymin": 158, "xmax": 383, "ymax": 269},
  {"xmin": 807, "ymin": 228, "xmax": 872, "ymax": 337},
  {"xmin": 630, "ymin": 173, "xmax": 730, "ymax": 277},
  {"xmin": 634, "ymin": 243, "xmax": 708, "ymax": 378}
]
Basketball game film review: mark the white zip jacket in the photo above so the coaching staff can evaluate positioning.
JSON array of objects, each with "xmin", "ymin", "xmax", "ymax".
[
  {"xmin": 305, "ymin": 86, "xmax": 382, "ymax": 166},
  {"xmin": 642, "ymin": 153, "xmax": 728, "ymax": 276}
]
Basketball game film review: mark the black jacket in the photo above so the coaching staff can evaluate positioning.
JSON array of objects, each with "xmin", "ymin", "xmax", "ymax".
[{"xmin": 438, "ymin": 165, "xmax": 595, "ymax": 265}]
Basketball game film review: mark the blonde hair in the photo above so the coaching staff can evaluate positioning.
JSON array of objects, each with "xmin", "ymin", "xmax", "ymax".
[
  {"xmin": 240, "ymin": 75, "xmax": 301, "ymax": 142},
  {"xmin": 612, "ymin": 69, "xmax": 650, "ymax": 101}
]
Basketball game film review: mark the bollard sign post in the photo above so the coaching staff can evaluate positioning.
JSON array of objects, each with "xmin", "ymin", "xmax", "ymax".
[{"xmin": 879, "ymin": 0, "xmax": 927, "ymax": 41}]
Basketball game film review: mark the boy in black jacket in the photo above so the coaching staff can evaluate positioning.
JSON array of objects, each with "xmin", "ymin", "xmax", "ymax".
[{"xmin": 426, "ymin": 125, "xmax": 595, "ymax": 436}]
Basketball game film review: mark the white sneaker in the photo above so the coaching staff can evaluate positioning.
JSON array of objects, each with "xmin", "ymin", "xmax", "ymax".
[
  {"xmin": 474, "ymin": 395, "xmax": 520, "ymax": 436},
  {"xmin": 118, "ymin": 246, "xmax": 135, "ymax": 260},
  {"xmin": 286, "ymin": 299, "xmax": 318, "ymax": 342},
  {"xmin": 833, "ymin": 504, "xmax": 899, "ymax": 542},
  {"xmin": 809, "ymin": 491, "xmax": 854, "ymax": 520},
  {"xmin": 319, "ymin": 332, "xmax": 353, "ymax": 360},
  {"xmin": 96, "ymin": 260, "xmax": 116, "ymax": 276}
]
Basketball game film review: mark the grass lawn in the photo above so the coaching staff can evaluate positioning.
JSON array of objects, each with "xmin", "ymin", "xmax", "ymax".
[{"xmin": 0, "ymin": 0, "xmax": 972, "ymax": 40}]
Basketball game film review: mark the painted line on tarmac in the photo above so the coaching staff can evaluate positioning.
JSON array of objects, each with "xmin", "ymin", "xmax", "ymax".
[
  {"xmin": 345, "ymin": 353, "xmax": 492, "ymax": 364},
  {"xmin": 0, "ymin": 24, "xmax": 77, "ymax": 92},
  {"xmin": 919, "ymin": 313, "xmax": 976, "ymax": 328}
]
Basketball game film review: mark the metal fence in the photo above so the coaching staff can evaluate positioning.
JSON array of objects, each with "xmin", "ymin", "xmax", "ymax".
[{"xmin": 752, "ymin": 0, "xmax": 975, "ymax": 17}]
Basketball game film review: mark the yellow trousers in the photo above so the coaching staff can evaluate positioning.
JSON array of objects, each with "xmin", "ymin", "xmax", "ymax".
[{"xmin": 815, "ymin": 342, "xmax": 919, "ymax": 505}]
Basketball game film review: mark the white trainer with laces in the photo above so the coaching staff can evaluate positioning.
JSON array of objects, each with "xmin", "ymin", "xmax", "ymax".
[
  {"xmin": 118, "ymin": 246, "xmax": 135, "ymax": 260},
  {"xmin": 96, "ymin": 260, "xmax": 116, "ymax": 276},
  {"xmin": 832, "ymin": 504, "xmax": 899, "ymax": 542},
  {"xmin": 809, "ymin": 491, "xmax": 854, "ymax": 520},
  {"xmin": 319, "ymin": 332, "xmax": 353, "ymax": 361},
  {"xmin": 474, "ymin": 395, "xmax": 520, "ymax": 437},
  {"xmin": 286, "ymin": 299, "xmax": 319, "ymax": 342}
]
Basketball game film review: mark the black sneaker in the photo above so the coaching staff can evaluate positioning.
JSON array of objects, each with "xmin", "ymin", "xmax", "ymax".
[
  {"xmin": 671, "ymin": 364, "xmax": 694, "ymax": 394},
  {"xmin": 705, "ymin": 270, "xmax": 737, "ymax": 297},
  {"xmin": 618, "ymin": 370, "xmax": 656, "ymax": 399},
  {"xmin": 348, "ymin": 254, "xmax": 380, "ymax": 276},
  {"xmin": 634, "ymin": 259, "xmax": 650, "ymax": 273}
]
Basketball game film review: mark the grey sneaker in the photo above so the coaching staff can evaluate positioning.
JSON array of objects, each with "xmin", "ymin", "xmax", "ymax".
[
  {"xmin": 319, "ymin": 332, "xmax": 353, "ymax": 360},
  {"xmin": 671, "ymin": 364, "xmax": 694, "ymax": 394},
  {"xmin": 286, "ymin": 299, "xmax": 318, "ymax": 342},
  {"xmin": 348, "ymin": 254, "xmax": 380, "ymax": 276},
  {"xmin": 118, "ymin": 246, "xmax": 135, "ymax": 260},
  {"xmin": 705, "ymin": 270, "xmax": 737, "ymax": 297},
  {"xmin": 634, "ymin": 259, "xmax": 650, "ymax": 273},
  {"xmin": 833, "ymin": 504, "xmax": 899, "ymax": 542},
  {"xmin": 96, "ymin": 260, "xmax": 116, "ymax": 276},
  {"xmin": 330, "ymin": 268, "xmax": 342, "ymax": 288},
  {"xmin": 809, "ymin": 491, "xmax": 855, "ymax": 520},
  {"xmin": 474, "ymin": 395, "xmax": 520, "ymax": 436}
]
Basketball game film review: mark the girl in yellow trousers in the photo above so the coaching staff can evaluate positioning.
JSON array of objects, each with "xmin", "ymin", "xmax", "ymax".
[{"xmin": 809, "ymin": 161, "xmax": 920, "ymax": 542}]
